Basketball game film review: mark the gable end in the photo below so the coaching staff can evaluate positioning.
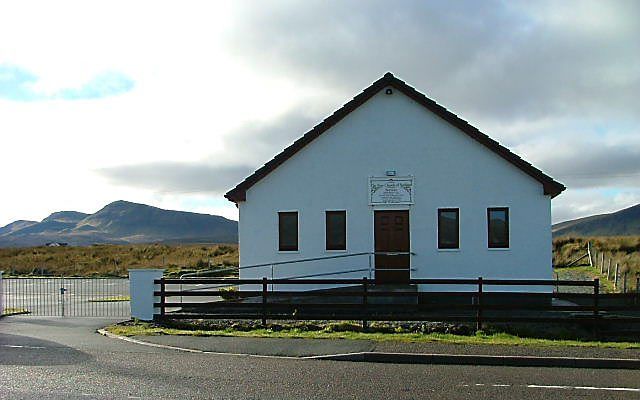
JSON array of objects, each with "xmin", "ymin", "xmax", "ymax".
[{"xmin": 225, "ymin": 73, "xmax": 565, "ymax": 202}]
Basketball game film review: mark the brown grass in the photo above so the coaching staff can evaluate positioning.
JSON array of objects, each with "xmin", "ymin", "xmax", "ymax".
[
  {"xmin": 553, "ymin": 236, "xmax": 640, "ymax": 291},
  {"xmin": 0, "ymin": 243, "xmax": 238, "ymax": 277}
]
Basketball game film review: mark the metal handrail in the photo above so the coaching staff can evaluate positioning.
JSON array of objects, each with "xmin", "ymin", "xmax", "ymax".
[
  {"xmin": 175, "ymin": 252, "xmax": 417, "ymax": 292},
  {"xmin": 237, "ymin": 251, "xmax": 415, "ymax": 271},
  {"xmin": 180, "ymin": 267, "xmax": 236, "ymax": 279},
  {"xmin": 172, "ymin": 267, "xmax": 421, "ymax": 292}
]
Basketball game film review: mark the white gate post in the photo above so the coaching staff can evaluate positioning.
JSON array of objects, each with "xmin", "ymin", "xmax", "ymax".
[
  {"xmin": 129, "ymin": 269, "xmax": 164, "ymax": 321},
  {"xmin": 0, "ymin": 271, "xmax": 3, "ymax": 316}
]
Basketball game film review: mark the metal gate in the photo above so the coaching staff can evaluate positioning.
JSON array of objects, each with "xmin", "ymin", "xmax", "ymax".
[{"xmin": 2, "ymin": 278, "xmax": 130, "ymax": 317}]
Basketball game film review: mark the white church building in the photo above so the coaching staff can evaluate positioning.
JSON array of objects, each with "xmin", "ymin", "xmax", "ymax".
[{"xmin": 225, "ymin": 73, "xmax": 565, "ymax": 291}]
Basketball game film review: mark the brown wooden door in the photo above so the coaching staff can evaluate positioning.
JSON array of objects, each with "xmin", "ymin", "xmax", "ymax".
[{"xmin": 374, "ymin": 210, "xmax": 410, "ymax": 283}]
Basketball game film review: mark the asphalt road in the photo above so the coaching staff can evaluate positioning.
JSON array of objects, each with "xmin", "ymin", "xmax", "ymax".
[{"xmin": 2, "ymin": 316, "xmax": 640, "ymax": 399}]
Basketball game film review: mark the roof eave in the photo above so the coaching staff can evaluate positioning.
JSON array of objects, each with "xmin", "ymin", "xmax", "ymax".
[{"xmin": 223, "ymin": 72, "xmax": 567, "ymax": 203}]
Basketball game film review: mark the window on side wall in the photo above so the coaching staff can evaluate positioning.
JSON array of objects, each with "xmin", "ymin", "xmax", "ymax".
[
  {"xmin": 438, "ymin": 208, "xmax": 459, "ymax": 249},
  {"xmin": 278, "ymin": 211, "xmax": 298, "ymax": 251},
  {"xmin": 487, "ymin": 207, "xmax": 509, "ymax": 249},
  {"xmin": 326, "ymin": 211, "xmax": 346, "ymax": 251}
]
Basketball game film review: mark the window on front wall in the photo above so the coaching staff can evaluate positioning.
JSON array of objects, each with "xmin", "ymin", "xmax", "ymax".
[
  {"xmin": 487, "ymin": 207, "xmax": 509, "ymax": 248},
  {"xmin": 326, "ymin": 211, "xmax": 346, "ymax": 251},
  {"xmin": 438, "ymin": 208, "xmax": 459, "ymax": 249},
  {"xmin": 278, "ymin": 211, "xmax": 298, "ymax": 251}
]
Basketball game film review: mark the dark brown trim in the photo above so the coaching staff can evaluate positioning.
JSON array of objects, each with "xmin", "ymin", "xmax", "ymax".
[
  {"xmin": 438, "ymin": 208, "xmax": 460, "ymax": 249},
  {"xmin": 225, "ymin": 73, "xmax": 565, "ymax": 203},
  {"xmin": 487, "ymin": 207, "xmax": 509, "ymax": 249}
]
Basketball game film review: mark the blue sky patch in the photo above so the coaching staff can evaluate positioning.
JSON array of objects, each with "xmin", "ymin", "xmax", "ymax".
[
  {"xmin": 0, "ymin": 64, "xmax": 42, "ymax": 101},
  {"xmin": 0, "ymin": 64, "xmax": 134, "ymax": 101},
  {"xmin": 56, "ymin": 71, "xmax": 135, "ymax": 100}
]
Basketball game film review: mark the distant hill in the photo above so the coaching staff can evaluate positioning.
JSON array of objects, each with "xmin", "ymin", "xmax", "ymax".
[
  {"xmin": 0, "ymin": 200, "xmax": 238, "ymax": 247},
  {"xmin": 42, "ymin": 211, "xmax": 90, "ymax": 224},
  {"xmin": 0, "ymin": 220, "xmax": 38, "ymax": 236},
  {"xmin": 553, "ymin": 203, "xmax": 640, "ymax": 237}
]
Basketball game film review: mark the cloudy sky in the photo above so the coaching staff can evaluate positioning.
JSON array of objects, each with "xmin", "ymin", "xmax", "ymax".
[{"xmin": 1, "ymin": 0, "xmax": 639, "ymax": 226}]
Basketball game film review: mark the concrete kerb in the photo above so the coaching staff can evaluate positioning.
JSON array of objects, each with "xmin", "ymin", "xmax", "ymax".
[
  {"xmin": 97, "ymin": 329, "xmax": 640, "ymax": 369},
  {"xmin": 313, "ymin": 352, "xmax": 640, "ymax": 370},
  {"xmin": 96, "ymin": 329, "xmax": 302, "ymax": 360}
]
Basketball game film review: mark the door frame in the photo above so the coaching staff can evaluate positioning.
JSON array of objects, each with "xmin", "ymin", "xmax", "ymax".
[{"xmin": 371, "ymin": 208, "xmax": 412, "ymax": 281}]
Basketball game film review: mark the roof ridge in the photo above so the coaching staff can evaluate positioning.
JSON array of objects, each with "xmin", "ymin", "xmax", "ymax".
[{"xmin": 225, "ymin": 73, "xmax": 565, "ymax": 202}]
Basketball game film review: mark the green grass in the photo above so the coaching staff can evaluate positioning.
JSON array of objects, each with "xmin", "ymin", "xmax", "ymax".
[
  {"xmin": 88, "ymin": 296, "xmax": 130, "ymax": 302},
  {"xmin": 1, "ymin": 307, "xmax": 30, "ymax": 316},
  {"xmin": 105, "ymin": 321, "xmax": 640, "ymax": 349}
]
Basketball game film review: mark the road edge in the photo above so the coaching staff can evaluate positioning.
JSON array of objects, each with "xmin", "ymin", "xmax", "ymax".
[
  {"xmin": 98, "ymin": 329, "xmax": 640, "ymax": 369},
  {"xmin": 313, "ymin": 352, "xmax": 640, "ymax": 369}
]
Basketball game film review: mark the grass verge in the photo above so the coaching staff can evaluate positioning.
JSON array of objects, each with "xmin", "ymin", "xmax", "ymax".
[
  {"xmin": 88, "ymin": 296, "xmax": 130, "ymax": 302},
  {"xmin": 1, "ymin": 307, "xmax": 30, "ymax": 316},
  {"xmin": 105, "ymin": 321, "xmax": 640, "ymax": 349}
]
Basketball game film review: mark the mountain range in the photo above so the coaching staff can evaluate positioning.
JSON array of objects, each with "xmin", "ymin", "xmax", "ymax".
[
  {"xmin": 0, "ymin": 200, "xmax": 238, "ymax": 247},
  {"xmin": 3, "ymin": 200, "xmax": 637, "ymax": 247},
  {"xmin": 552, "ymin": 203, "xmax": 640, "ymax": 237}
]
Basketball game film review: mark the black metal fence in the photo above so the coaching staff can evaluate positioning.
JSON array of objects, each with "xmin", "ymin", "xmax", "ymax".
[
  {"xmin": 2, "ymin": 277, "xmax": 130, "ymax": 317},
  {"xmin": 154, "ymin": 277, "xmax": 640, "ymax": 331}
]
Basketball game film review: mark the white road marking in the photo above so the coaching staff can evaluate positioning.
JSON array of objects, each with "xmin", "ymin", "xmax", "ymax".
[
  {"xmin": 0, "ymin": 344, "xmax": 46, "ymax": 349},
  {"xmin": 524, "ymin": 384, "xmax": 640, "ymax": 393},
  {"xmin": 465, "ymin": 383, "xmax": 640, "ymax": 393}
]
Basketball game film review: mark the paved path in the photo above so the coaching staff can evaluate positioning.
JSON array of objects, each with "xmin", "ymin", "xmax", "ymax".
[{"xmin": 2, "ymin": 316, "xmax": 640, "ymax": 399}]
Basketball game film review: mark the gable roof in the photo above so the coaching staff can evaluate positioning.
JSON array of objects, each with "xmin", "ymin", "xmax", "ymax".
[{"xmin": 225, "ymin": 72, "xmax": 565, "ymax": 202}]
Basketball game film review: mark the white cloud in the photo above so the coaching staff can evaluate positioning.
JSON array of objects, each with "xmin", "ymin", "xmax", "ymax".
[{"xmin": 0, "ymin": 0, "xmax": 638, "ymax": 229}]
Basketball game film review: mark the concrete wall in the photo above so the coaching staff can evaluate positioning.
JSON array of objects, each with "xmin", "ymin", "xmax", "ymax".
[
  {"xmin": 238, "ymin": 88, "xmax": 553, "ymax": 292},
  {"xmin": 129, "ymin": 269, "xmax": 164, "ymax": 320}
]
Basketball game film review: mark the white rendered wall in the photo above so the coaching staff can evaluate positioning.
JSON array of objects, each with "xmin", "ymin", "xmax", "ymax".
[
  {"xmin": 0, "ymin": 271, "xmax": 3, "ymax": 316},
  {"xmin": 238, "ymin": 88, "xmax": 553, "ymax": 292},
  {"xmin": 129, "ymin": 269, "xmax": 164, "ymax": 320}
]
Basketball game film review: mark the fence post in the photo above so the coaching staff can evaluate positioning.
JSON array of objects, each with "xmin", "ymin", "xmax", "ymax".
[
  {"xmin": 362, "ymin": 277, "xmax": 368, "ymax": 329},
  {"xmin": 593, "ymin": 278, "xmax": 599, "ymax": 339},
  {"xmin": 476, "ymin": 277, "xmax": 483, "ymax": 332},
  {"xmin": 598, "ymin": 251, "xmax": 603, "ymax": 273},
  {"xmin": 636, "ymin": 274, "xmax": 640, "ymax": 306},
  {"xmin": 614, "ymin": 263, "xmax": 619, "ymax": 291},
  {"xmin": 160, "ymin": 279, "xmax": 166, "ymax": 317},
  {"xmin": 601, "ymin": 253, "xmax": 605, "ymax": 274},
  {"xmin": 623, "ymin": 272, "xmax": 627, "ymax": 293},
  {"xmin": 270, "ymin": 265, "xmax": 274, "ymax": 291},
  {"xmin": 129, "ymin": 269, "xmax": 165, "ymax": 321},
  {"xmin": 607, "ymin": 258, "xmax": 611, "ymax": 280},
  {"xmin": 262, "ymin": 277, "xmax": 268, "ymax": 326},
  {"xmin": 587, "ymin": 242, "xmax": 593, "ymax": 267}
]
